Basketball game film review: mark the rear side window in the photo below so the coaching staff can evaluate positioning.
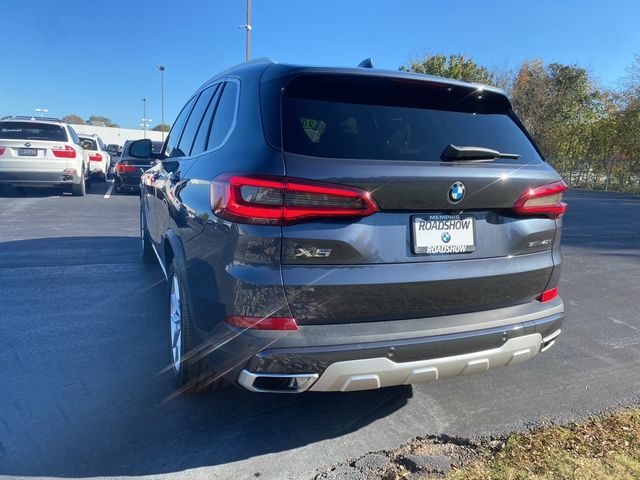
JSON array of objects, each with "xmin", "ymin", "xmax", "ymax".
[
  {"xmin": 177, "ymin": 85, "xmax": 217, "ymax": 157},
  {"xmin": 191, "ymin": 84, "xmax": 221, "ymax": 155},
  {"xmin": 0, "ymin": 122, "xmax": 68, "ymax": 142},
  {"xmin": 166, "ymin": 95, "xmax": 198, "ymax": 158},
  {"xmin": 207, "ymin": 82, "xmax": 238, "ymax": 150},
  {"xmin": 282, "ymin": 75, "xmax": 541, "ymax": 163},
  {"xmin": 80, "ymin": 138, "xmax": 97, "ymax": 150}
]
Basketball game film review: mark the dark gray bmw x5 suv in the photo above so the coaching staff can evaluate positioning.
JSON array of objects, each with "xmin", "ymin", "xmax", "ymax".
[{"xmin": 132, "ymin": 58, "xmax": 566, "ymax": 394}]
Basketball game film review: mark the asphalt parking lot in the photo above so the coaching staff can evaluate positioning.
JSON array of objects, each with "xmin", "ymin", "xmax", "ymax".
[{"xmin": 0, "ymin": 184, "xmax": 639, "ymax": 479}]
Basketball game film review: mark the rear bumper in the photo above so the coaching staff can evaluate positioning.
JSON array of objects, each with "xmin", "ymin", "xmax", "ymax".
[
  {"xmin": 116, "ymin": 173, "xmax": 142, "ymax": 188},
  {"xmin": 204, "ymin": 297, "xmax": 564, "ymax": 392},
  {"xmin": 0, "ymin": 170, "xmax": 81, "ymax": 185}
]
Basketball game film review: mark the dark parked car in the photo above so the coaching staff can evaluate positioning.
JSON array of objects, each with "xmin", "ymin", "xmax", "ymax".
[
  {"xmin": 132, "ymin": 59, "xmax": 566, "ymax": 394},
  {"xmin": 114, "ymin": 140, "xmax": 162, "ymax": 193},
  {"xmin": 106, "ymin": 143, "xmax": 122, "ymax": 158}
]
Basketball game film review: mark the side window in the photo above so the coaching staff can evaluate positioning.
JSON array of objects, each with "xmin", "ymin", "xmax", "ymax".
[
  {"xmin": 67, "ymin": 126, "xmax": 80, "ymax": 145},
  {"xmin": 207, "ymin": 82, "xmax": 238, "ymax": 150},
  {"xmin": 176, "ymin": 85, "xmax": 217, "ymax": 157},
  {"xmin": 191, "ymin": 84, "xmax": 222, "ymax": 156},
  {"xmin": 166, "ymin": 95, "xmax": 198, "ymax": 158}
]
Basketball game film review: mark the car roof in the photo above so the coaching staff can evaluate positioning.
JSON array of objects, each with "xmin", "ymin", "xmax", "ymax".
[
  {"xmin": 0, "ymin": 116, "xmax": 68, "ymax": 127},
  {"xmin": 200, "ymin": 58, "xmax": 508, "ymax": 97}
]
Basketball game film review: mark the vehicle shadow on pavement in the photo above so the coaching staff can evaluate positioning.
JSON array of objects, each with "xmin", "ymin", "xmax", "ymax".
[
  {"xmin": 562, "ymin": 190, "xmax": 640, "ymax": 254},
  {"xmin": 0, "ymin": 235, "xmax": 413, "ymax": 477},
  {"xmin": 0, "ymin": 182, "xmax": 112, "ymax": 198}
]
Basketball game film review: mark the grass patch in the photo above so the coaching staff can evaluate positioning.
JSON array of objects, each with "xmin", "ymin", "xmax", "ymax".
[{"xmin": 448, "ymin": 409, "xmax": 640, "ymax": 480}]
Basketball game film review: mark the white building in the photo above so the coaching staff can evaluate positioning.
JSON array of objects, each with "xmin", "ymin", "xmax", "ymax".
[{"xmin": 71, "ymin": 124, "xmax": 165, "ymax": 147}]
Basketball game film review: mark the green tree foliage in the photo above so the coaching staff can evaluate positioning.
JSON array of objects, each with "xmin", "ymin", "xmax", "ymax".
[
  {"xmin": 152, "ymin": 124, "xmax": 170, "ymax": 132},
  {"xmin": 400, "ymin": 53, "xmax": 496, "ymax": 86},
  {"xmin": 86, "ymin": 115, "xmax": 119, "ymax": 128},
  {"xmin": 61, "ymin": 114, "xmax": 85, "ymax": 125}
]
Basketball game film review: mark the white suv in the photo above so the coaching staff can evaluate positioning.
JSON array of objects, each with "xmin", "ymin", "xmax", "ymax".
[
  {"xmin": 0, "ymin": 116, "xmax": 90, "ymax": 196},
  {"xmin": 79, "ymin": 133, "xmax": 111, "ymax": 181}
]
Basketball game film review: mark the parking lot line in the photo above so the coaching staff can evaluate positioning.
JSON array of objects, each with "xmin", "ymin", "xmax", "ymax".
[{"xmin": 104, "ymin": 180, "xmax": 114, "ymax": 199}]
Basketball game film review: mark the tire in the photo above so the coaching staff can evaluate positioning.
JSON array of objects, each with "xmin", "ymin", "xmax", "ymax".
[
  {"xmin": 140, "ymin": 208, "xmax": 155, "ymax": 263},
  {"xmin": 114, "ymin": 178, "xmax": 121, "ymax": 193},
  {"xmin": 168, "ymin": 260, "xmax": 222, "ymax": 394},
  {"xmin": 71, "ymin": 173, "xmax": 86, "ymax": 196}
]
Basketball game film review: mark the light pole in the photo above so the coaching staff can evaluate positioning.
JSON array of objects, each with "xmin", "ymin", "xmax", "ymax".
[
  {"xmin": 35, "ymin": 108, "xmax": 48, "ymax": 118},
  {"xmin": 141, "ymin": 97, "xmax": 152, "ymax": 138},
  {"xmin": 158, "ymin": 65, "xmax": 165, "ymax": 141},
  {"xmin": 239, "ymin": 0, "xmax": 252, "ymax": 62}
]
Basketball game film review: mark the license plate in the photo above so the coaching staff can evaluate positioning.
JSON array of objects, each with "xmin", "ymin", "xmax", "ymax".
[
  {"xmin": 18, "ymin": 148, "xmax": 38, "ymax": 156},
  {"xmin": 412, "ymin": 214, "xmax": 476, "ymax": 254}
]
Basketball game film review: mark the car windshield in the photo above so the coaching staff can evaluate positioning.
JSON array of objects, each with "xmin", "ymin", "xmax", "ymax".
[{"xmin": 0, "ymin": 121, "xmax": 67, "ymax": 141}]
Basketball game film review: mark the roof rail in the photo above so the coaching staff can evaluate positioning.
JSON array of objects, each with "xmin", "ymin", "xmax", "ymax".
[{"xmin": 1, "ymin": 115, "xmax": 65, "ymax": 123}]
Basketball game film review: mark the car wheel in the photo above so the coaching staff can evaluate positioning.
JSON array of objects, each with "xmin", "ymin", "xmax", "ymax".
[
  {"xmin": 168, "ymin": 260, "xmax": 222, "ymax": 394},
  {"xmin": 140, "ymin": 208, "xmax": 155, "ymax": 264},
  {"xmin": 71, "ymin": 172, "xmax": 86, "ymax": 196},
  {"xmin": 114, "ymin": 178, "xmax": 121, "ymax": 193}
]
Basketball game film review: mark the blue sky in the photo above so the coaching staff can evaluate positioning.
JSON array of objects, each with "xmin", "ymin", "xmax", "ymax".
[{"xmin": 1, "ymin": 0, "xmax": 638, "ymax": 129}]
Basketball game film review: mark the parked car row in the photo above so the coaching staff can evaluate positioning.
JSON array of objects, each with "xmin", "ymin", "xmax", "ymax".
[{"xmin": 0, "ymin": 115, "xmax": 158, "ymax": 196}]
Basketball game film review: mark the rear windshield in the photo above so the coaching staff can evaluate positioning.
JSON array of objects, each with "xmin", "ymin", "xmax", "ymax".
[
  {"xmin": 80, "ymin": 138, "xmax": 97, "ymax": 150},
  {"xmin": 282, "ymin": 75, "xmax": 541, "ymax": 163},
  {"xmin": 0, "ymin": 122, "xmax": 68, "ymax": 142}
]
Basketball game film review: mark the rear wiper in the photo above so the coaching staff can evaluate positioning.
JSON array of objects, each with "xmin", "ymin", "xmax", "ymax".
[{"xmin": 442, "ymin": 144, "xmax": 520, "ymax": 161}]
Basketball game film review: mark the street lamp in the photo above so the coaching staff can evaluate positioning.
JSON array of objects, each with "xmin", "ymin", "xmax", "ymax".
[
  {"xmin": 35, "ymin": 108, "xmax": 48, "ymax": 118},
  {"xmin": 158, "ymin": 65, "xmax": 166, "ymax": 141}
]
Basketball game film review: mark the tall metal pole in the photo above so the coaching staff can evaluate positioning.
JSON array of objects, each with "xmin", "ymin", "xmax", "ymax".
[
  {"xmin": 142, "ymin": 98, "xmax": 147, "ymax": 139},
  {"xmin": 159, "ymin": 66, "xmax": 165, "ymax": 142},
  {"xmin": 246, "ymin": 0, "xmax": 251, "ymax": 62}
]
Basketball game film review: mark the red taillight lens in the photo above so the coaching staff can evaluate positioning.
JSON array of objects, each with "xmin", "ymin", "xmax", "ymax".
[
  {"xmin": 539, "ymin": 287, "xmax": 558, "ymax": 303},
  {"xmin": 89, "ymin": 153, "xmax": 102, "ymax": 162},
  {"xmin": 116, "ymin": 163, "xmax": 137, "ymax": 173},
  {"xmin": 225, "ymin": 316, "xmax": 299, "ymax": 330},
  {"xmin": 0, "ymin": 147, "xmax": 5, "ymax": 155},
  {"xmin": 513, "ymin": 180, "xmax": 568, "ymax": 219},
  {"xmin": 210, "ymin": 174, "xmax": 378, "ymax": 225},
  {"xmin": 52, "ymin": 145, "xmax": 77, "ymax": 158}
]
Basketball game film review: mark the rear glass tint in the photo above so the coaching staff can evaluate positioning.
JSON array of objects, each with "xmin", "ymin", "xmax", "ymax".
[
  {"xmin": 282, "ymin": 75, "xmax": 541, "ymax": 163},
  {"xmin": 0, "ymin": 122, "xmax": 68, "ymax": 142}
]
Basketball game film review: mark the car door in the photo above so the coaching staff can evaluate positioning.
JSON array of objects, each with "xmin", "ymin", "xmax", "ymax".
[
  {"xmin": 154, "ymin": 84, "xmax": 220, "ymax": 246},
  {"xmin": 144, "ymin": 94, "xmax": 196, "ymax": 245}
]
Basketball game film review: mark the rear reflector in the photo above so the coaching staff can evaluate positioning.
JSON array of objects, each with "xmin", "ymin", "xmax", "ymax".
[
  {"xmin": 225, "ymin": 316, "xmax": 299, "ymax": 330},
  {"xmin": 52, "ymin": 145, "xmax": 77, "ymax": 158},
  {"xmin": 0, "ymin": 147, "xmax": 5, "ymax": 155},
  {"xmin": 513, "ymin": 180, "xmax": 568, "ymax": 219},
  {"xmin": 89, "ymin": 153, "xmax": 102, "ymax": 162},
  {"xmin": 539, "ymin": 287, "xmax": 558, "ymax": 303},
  {"xmin": 210, "ymin": 174, "xmax": 378, "ymax": 225}
]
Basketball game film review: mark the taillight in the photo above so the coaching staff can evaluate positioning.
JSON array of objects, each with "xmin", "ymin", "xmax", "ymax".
[
  {"xmin": 52, "ymin": 145, "xmax": 77, "ymax": 158},
  {"xmin": 225, "ymin": 316, "xmax": 298, "ymax": 330},
  {"xmin": 116, "ymin": 163, "xmax": 137, "ymax": 173},
  {"xmin": 539, "ymin": 287, "xmax": 558, "ymax": 303},
  {"xmin": 210, "ymin": 174, "xmax": 378, "ymax": 225},
  {"xmin": 513, "ymin": 180, "xmax": 568, "ymax": 219},
  {"xmin": 89, "ymin": 153, "xmax": 102, "ymax": 162},
  {"xmin": 0, "ymin": 147, "xmax": 5, "ymax": 155}
]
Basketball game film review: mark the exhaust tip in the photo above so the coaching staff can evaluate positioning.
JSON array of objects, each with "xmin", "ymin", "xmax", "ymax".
[{"xmin": 237, "ymin": 370, "xmax": 318, "ymax": 393}]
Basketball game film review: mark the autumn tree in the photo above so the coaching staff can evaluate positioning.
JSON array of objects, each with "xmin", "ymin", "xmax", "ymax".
[{"xmin": 62, "ymin": 114, "xmax": 85, "ymax": 125}]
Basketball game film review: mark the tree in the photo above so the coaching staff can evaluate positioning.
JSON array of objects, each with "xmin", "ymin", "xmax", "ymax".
[
  {"xmin": 400, "ymin": 53, "xmax": 497, "ymax": 86},
  {"xmin": 62, "ymin": 114, "xmax": 85, "ymax": 125},
  {"xmin": 86, "ymin": 115, "xmax": 119, "ymax": 128},
  {"xmin": 152, "ymin": 124, "xmax": 170, "ymax": 132}
]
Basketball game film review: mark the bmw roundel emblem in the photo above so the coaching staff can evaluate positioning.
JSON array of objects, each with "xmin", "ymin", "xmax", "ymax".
[
  {"xmin": 448, "ymin": 181, "xmax": 466, "ymax": 203},
  {"xmin": 441, "ymin": 232, "xmax": 451, "ymax": 243}
]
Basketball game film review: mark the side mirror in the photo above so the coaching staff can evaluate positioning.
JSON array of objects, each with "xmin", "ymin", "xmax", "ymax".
[{"xmin": 129, "ymin": 139, "xmax": 153, "ymax": 158}]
